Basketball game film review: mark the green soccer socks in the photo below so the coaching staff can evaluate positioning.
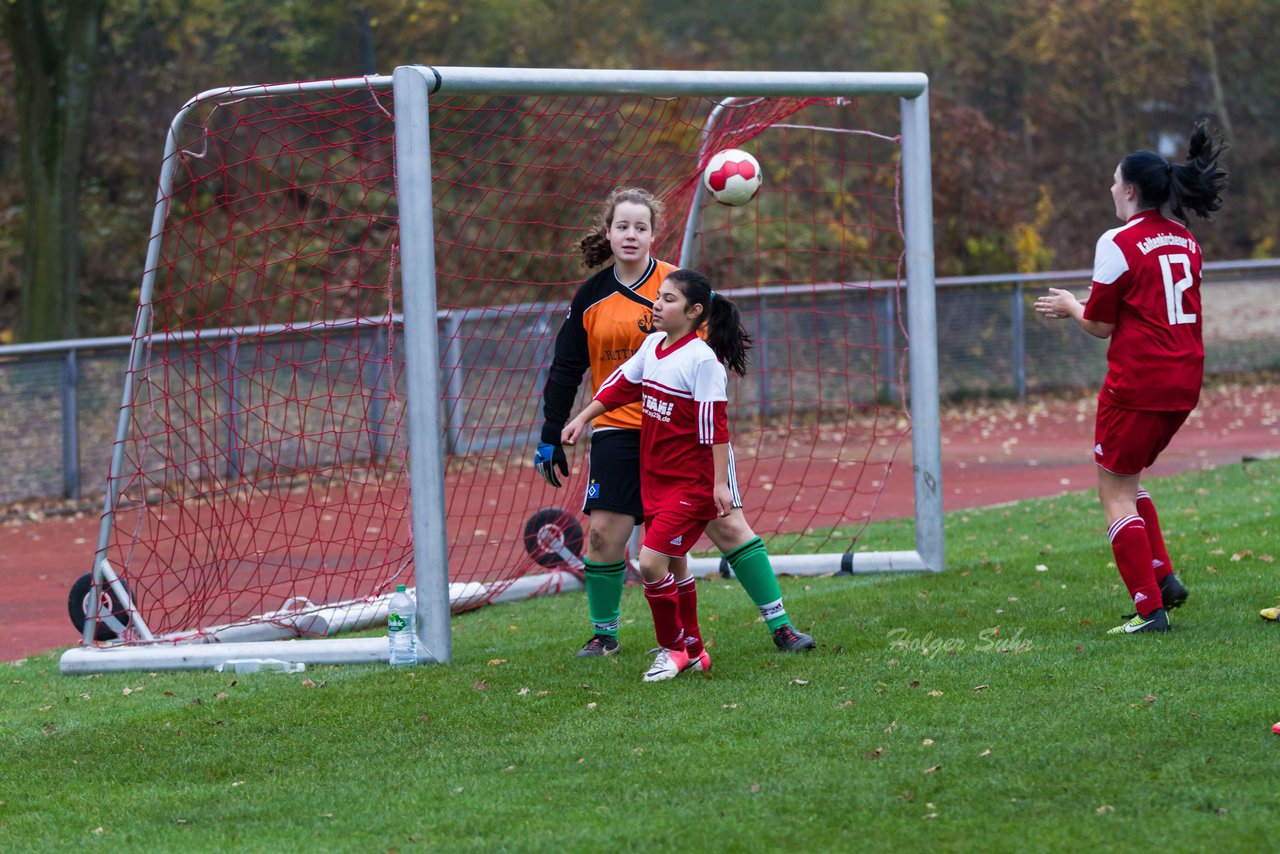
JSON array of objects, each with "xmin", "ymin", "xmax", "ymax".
[
  {"xmin": 583, "ymin": 558, "xmax": 626, "ymax": 637},
  {"xmin": 723, "ymin": 537, "xmax": 791, "ymax": 632}
]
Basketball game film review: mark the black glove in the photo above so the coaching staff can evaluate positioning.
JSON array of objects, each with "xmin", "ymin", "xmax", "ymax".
[{"xmin": 533, "ymin": 423, "xmax": 569, "ymax": 487}]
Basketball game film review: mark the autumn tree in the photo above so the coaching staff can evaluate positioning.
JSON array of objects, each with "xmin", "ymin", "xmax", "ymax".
[
  {"xmin": 2, "ymin": 0, "xmax": 105, "ymax": 342},
  {"xmin": 2, "ymin": 0, "xmax": 1277, "ymax": 340}
]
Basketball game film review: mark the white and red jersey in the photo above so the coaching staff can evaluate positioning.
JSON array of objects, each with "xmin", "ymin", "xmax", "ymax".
[
  {"xmin": 593, "ymin": 330, "xmax": 729, "ymax": 520},
  {"xmin": 1083, "ymin": 209, "xmax": 1204, "ymax": 411}
]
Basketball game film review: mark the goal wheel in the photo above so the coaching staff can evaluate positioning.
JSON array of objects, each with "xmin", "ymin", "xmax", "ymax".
[
  {"xmin": 522, "ymin": 507, "xmax": 585, "ymax": 568},
  {"xmin": 68, "ymin": 572, "xmax": 133, "ymax": 641}
]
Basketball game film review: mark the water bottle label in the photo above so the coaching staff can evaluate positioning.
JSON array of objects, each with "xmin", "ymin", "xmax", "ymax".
[{"xmin": 388, "ymin": 613, "xmax": 406, "ymax": 632}]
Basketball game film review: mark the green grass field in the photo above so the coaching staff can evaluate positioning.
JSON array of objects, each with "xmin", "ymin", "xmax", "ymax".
[{"xmin": 3, "ymin": 459, "xmax": 1277, "ymax": 852}]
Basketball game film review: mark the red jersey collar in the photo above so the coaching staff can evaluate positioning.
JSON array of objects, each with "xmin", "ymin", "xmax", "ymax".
[{"xmin": 655, "ymin": 329, "xmax": 700, "ymax": 358}]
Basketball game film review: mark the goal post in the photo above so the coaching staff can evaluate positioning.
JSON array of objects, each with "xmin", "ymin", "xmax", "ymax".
[
  {"xmin": 670, "ymin": 85, "xmax": 941, "ymax": 577},
  {"xmin": 60, "ymin": 66, "xmax": 941, "ymax": 675}
]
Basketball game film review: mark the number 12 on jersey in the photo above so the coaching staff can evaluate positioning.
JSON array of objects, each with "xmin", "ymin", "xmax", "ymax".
[{"xmin": 1159, "ymin": 253, "xmax": 1196, "ymax": 326}]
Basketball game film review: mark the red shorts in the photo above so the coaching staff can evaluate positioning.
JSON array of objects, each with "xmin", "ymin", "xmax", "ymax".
[
  {"xmin": 1094, "ymin": 404, "xmax": 1191, "ymax": 476},
  {"xmin": 642, "ymin": 512, "xmax": 711, "ymax": 558}
]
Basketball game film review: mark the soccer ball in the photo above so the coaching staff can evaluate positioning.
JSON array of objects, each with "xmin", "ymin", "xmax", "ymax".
[{"xmin": 702, "ymin": 148, "xmax": 763, "ymax": 206}]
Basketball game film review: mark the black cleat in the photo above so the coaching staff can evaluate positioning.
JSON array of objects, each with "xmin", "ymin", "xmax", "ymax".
[
  {"xmin": 772, "ymin": 624, "xmax": 816, "ymax": 651},
  {"xmin": 575, "ymin": 634, "xmax": 619, "ymax": 657},
  {"xmin": 1159, "ymin": 573, "xmax": 1188, "ymax": 610},
  {"xmin": 1108, "ymin": 608, "xmax": 1170, "ymax": 635}
]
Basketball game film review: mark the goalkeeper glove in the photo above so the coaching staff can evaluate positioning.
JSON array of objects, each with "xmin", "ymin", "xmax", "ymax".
[{"xmin": 534, "ymin": 423, "xmax": 570, "ymax": 488}]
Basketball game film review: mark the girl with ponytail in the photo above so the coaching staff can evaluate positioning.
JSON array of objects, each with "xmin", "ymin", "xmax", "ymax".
[
  {"xmin": 1034, "ymin": 120, "xmax": 1227, "ymax": 636},
  {"xmin": 561, "ymin": 270, "xmax": 764, "ymax": 681}
]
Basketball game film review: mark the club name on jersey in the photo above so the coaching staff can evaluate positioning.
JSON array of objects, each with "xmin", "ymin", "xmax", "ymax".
[
  {"xmin": 1137, "ymin": 233, "xmax": 1197, "ymax": 256},
  {"xmin": 602, "ymin": 347, "xmax": 636, "ymax": 362},
  {"xmin": 642, "ymin": 392, "xmax": 675, "ymax": 422}
]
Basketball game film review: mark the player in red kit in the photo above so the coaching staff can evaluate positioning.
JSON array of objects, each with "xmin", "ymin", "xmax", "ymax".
[
  {"xmin": 1035, "ymin": 119, "xmax": 1227, "ymax": 634},
  {"xmin": 563, "ymin": 269, "xmax": 751, "ymax": 680}
]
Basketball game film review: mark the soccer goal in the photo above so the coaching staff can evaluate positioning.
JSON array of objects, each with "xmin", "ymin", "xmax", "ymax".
[{"xmin": 59, "ymin": 66, "xmax": 941, "ymax": 674}]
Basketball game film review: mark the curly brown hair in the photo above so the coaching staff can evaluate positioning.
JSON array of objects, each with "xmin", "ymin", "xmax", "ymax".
[{"xmin": 578, "ymin": 187, "xmax": 665, "ymax": 268}]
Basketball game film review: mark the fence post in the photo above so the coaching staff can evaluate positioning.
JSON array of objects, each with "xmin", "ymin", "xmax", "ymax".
[
  {"xmin": 1011, "ymin": 281, "xmax": 1027, "ymax": 399},
  {"xmin": 364, "ymin": 326, "xmax": 391, "ymax": 464},
  {"xmin": 877, "ymin": 288, "xmax": 898, "ymax": 403},
  {"xmin": 223, "ymin": 339, "xmax": 241, "ymax": 481},
  {"xmin": 441, "ymin": 312, "xmax": 465, "ymax": 456},
  {"xmin": 755, "ymin": 293, "xmax": 770, "ymax": 420},
  {"xmin": 61, "ymin": 349, "xmax": 81, "ymax": 499}
]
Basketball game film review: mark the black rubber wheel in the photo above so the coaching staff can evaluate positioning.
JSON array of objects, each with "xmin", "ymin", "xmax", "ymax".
[
  {"xmin": 522, "ymin": 507, "xmax": 585, "ymax": 568},
  {"xmin": 68, "ymin": 572, "xmax": 132, "ymax": 641}
]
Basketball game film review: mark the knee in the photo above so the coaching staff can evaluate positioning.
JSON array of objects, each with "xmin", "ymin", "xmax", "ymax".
[
  {"xmin": 638, "ymin": 551, "xmax": 669, "ymax": 582},
  {"xmin": 587, "ymin": 527, "xmax": 627, "ymax": 562},
  {"xmin": 708, "ymin": 512, "xmax": 753, "ymax": 552}
]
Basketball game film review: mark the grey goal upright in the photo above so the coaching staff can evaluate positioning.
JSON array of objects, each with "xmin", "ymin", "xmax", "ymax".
[{"xmin": 60, "ymin": 66, "xmax": 941, "ymax": 674}]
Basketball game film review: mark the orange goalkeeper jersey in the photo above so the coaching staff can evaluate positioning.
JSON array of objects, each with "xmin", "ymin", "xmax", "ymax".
[{"xmin": 541, "ymin": 258, "xmax": 678, "ymax": 433}]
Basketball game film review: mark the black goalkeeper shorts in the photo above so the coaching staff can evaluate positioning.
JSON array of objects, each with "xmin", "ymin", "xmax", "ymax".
[{"xmin": 582, "ymin": 428, "xmax": 644, "ymax": 523}]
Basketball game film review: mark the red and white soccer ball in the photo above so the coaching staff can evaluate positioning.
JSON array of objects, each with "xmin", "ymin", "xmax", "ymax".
[{"xmin": 702, "ymin": 148, "xmax": 763, "ymax": 206}]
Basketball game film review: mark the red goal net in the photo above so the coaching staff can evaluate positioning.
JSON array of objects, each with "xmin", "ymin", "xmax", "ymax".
[{"xmin": 96, "ymin": 80, "xmax": 908, "ymax": 643}]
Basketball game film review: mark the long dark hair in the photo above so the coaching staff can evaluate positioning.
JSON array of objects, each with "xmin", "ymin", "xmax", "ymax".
[
  {"xmin": 578, "ymin": 187, "xmax": 665, "ymax": 268},
  {"xmin": 1120, "ymin": 119, "xmax": 1228, "ymax": 222},
  {"xmin": 665, "ymin": 268, "xmax": 752, "ymax": 377}
]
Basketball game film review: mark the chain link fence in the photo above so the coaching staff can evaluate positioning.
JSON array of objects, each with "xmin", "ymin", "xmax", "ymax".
[{"xmin": 3, "ymin": 259, "xmax": 1276, "ymax": 507}]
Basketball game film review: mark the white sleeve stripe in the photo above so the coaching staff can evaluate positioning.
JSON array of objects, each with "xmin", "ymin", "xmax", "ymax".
[
  {"xmin": 698, "ymin": 400, "xmax": 713, "ymax": 444},
  {"xmin": 596, "ymin": 367, "xmax": 628, "ymax": 394},
  {"xmin": 726, "ymin": 444, "xmax": 742, "ymax": 507}
]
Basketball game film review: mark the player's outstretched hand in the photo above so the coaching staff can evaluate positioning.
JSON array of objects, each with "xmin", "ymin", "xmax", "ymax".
[
  {"xmin": 1034, "ymin": 287, "xmax": 1078, "ymax": 320},
  {"xmin": 534, "ymin": 442, "xmax": 569, "ymax": 487}
]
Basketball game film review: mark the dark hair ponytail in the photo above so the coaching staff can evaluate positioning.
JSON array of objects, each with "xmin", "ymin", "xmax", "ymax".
[
  {"xmin": 578, "ymin": 187, "xmax": 665, "ymax": 268},
  {"xmin": 1120, "ymin": 119, "xmax": 1228, "ymax": 222},
  {"xmin": 666, "ymin": 268, "xmax": 752, "ymax": 376}
]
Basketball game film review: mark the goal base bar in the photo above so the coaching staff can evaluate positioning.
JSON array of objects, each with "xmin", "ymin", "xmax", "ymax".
[
  {"xmin": 689, "ymin": 549, "xmax": 939, "ymax": 577},
  {"xmin": 59, "ymin": 637, "xmax": 404, "ymax": 675},
  {"xmin": 58, "ymin": 550, "xmax": 931, "ymax": 674}
]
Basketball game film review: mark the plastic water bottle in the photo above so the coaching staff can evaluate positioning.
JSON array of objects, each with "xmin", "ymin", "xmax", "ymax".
[{"xmin": 387, "ymin": 584, "xmax": 418, "ymax": 665}]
